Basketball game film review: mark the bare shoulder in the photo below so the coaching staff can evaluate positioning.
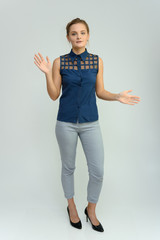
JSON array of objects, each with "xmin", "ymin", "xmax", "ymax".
[
  {"xmin": 95, "ymin": 56, "xmax": 105, "ymax": 97},
  {"xmin": 52, "ymin": 57, "xmax": 60, "ymax": 74},
  {"xmin": 52, "ymin": 57, "xmax": 62, "ymax": 98},
  {"xmin": 53, "ymin": 57, "xmax": 60, "ymax": 67},
  {"xmin": 98, "ymin": 56, "xmax": 103, "ymax": 65},
  {"xmin": 97, "ymin": 56, "xmax": 103, "ymax": 74}
]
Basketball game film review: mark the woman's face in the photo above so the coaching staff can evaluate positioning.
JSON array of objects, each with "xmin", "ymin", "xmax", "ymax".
[{"xmin": 67, "ymin": 23, "xmax": 89, "ymax": 49}]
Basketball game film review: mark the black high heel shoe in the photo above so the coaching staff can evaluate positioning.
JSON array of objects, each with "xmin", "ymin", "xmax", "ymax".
[
  {"xmin": 67, "ymin": 206, "xmax": 82, "ymax": 229},
  {"xmin": 84, "ymin": 206, "xmax": 104, "ymax": 232}
]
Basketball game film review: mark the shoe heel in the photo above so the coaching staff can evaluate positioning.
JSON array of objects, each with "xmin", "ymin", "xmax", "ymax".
[
  {"xmin": 84, "ymin": 206, "xmax": 104, "ymax": 232},
  {"xmin": 67, "ymin": 206, "xmax": 82, "ymax": 229}
]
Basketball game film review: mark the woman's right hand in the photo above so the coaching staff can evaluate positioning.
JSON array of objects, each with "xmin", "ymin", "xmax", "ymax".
[{"xmin": 34, "ymin": 52, "xmax": 52, "ymax": 74}]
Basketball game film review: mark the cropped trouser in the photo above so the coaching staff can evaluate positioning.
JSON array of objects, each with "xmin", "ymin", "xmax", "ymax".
[{"xmin": 55, "ymin": 119, "xmax": 104, "ymax": 204}]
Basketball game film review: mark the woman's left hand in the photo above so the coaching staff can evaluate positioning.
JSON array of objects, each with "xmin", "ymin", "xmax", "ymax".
[{"xmin": 118, "ymin": 90, "xmax": 141, "ymax": 105}]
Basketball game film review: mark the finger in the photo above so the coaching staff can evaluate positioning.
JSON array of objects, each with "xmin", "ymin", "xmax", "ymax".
[
  {"xmin": 122, "ymin": 101, "xmax": 134, "ymax": 105},
  {"xmin": 38, "ymin": 52, "xmax": 45, "ymax": 61},
  {"xmin": 34, "ymin": 60, "xmax": 40, "ymax": 67},
  {"xmin": 130, "ymin": 97, "xmax": 141, "ymax": 102},
  {"xmin": 128, "ymin": 95, "xmax": 140, "ymax": 101},
  {"xmin": 130, "ymin": 95, "xmax": 141, "ymax": 99},
  {"xmin": 34, "ymin": 54, "xmax": 42, "ymax": 63},
  {"xmin": 131, "ymin": 99, "xmax": 139, "ymax": 104},
  {"xmin": 127, "ymin": 89, "xmax": 133, "ymax": 93},
  {"xmin": 46, "ymin": 56, "xmax": 50, "ymax": 63},
  {"xmin": 131, "ymin": 100, "xmax": 139, "ymax": 104},
  {"xmin": 34, "ymin": 56, "xmax": 41, "ymax": 65}
]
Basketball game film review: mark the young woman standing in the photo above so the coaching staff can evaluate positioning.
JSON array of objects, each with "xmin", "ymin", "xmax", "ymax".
[{"xmin": 34, "ymin": 18, "xmax": 140, "ymax": 232}]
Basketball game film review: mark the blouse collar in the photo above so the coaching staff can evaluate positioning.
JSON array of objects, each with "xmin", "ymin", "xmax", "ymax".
[{"xmin": 69, "ymin": 48, "xmax": 89, "ymax": 63}]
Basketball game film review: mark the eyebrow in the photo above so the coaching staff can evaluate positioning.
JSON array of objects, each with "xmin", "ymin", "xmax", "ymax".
[{"xmin": 71, "ymin": 30, "xmax": 86, "ymax": 33}]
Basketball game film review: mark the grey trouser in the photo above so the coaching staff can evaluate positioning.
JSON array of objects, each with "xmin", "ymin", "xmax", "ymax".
[{"xmin": 55, "ymin": 119, "xmax": 104, "ymax": 203}]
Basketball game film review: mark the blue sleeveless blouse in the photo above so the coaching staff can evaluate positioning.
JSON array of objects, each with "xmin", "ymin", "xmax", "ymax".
[{"xmin": 56, "ymin": 48, "xmax": 99, "ymax": 123}]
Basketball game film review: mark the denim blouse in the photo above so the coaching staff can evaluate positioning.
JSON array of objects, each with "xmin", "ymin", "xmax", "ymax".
[{"xmin": 56, "ymin": 48, "xmax": 99, "ymax": 123}]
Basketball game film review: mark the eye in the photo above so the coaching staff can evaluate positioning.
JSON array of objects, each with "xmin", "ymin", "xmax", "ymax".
[{"xmin": 71, "ymin": 32, "xmax": 85, "ymax": 35}]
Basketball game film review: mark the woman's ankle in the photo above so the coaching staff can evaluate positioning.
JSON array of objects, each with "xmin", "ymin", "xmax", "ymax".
[{"xmin": 67, "ymin": 197, "xmax": 76, "ymax": 208}]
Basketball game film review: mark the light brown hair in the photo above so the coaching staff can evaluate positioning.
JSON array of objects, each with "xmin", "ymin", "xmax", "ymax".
[{"xmin": 66, "ymin": 18, "xmax": 89, "ymax": 36}]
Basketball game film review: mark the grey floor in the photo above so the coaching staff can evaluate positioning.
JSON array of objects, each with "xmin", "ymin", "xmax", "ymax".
[{"xmin": 0, "ymin": 204, "xmax": 159, "ymax": 240}]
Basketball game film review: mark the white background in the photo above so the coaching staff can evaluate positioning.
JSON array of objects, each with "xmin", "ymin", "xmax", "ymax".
[{"xmin": 0, "ymin": 0, "xmax": 160, "ymax": 239}]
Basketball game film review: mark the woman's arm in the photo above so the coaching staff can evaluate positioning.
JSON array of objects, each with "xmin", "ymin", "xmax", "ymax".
[
  {"xmin": 45, "ymin": 57, "xmax": 62, "ymax": 101},
  {"xmin": 95, "ymin": 57, "xmax": 140, "ymax": 105},
  {"xmin": 95, "ymin": 57, "xmax": 119, "ymax": 101},
  {"xmin": 34, "ymin": 53, "xmax": 62, "ymax": 101}
]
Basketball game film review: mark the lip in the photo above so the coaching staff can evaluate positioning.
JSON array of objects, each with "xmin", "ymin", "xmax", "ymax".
[{"xmin": 76, "ymin": 41, "xmax": 82, "ymax": 43}]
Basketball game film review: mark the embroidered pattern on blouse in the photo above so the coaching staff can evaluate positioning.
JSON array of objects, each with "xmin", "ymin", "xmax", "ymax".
[{"xmin": 60, "ymin": 53, "xmax": 98, "ymax": 70}]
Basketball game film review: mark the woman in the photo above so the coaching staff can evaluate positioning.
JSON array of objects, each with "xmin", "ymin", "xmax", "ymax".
[{"xmin": 34, "ymin": 18, "xmax": 140, "ymax": 232}]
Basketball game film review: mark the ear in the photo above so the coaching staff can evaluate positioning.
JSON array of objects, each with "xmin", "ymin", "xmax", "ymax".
[{"xmin": 66, "ymin": 35, "xmax": 69, "ymax": 42}]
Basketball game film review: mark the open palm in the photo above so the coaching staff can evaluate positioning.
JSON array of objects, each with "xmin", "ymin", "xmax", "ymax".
[
  {"xmin": 34, "ymin": 52, "xmax": 52, "ymax": 74},
  {"xmin": 118, "ymin": 90, "xmax": 141, "ymax": 105}
]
